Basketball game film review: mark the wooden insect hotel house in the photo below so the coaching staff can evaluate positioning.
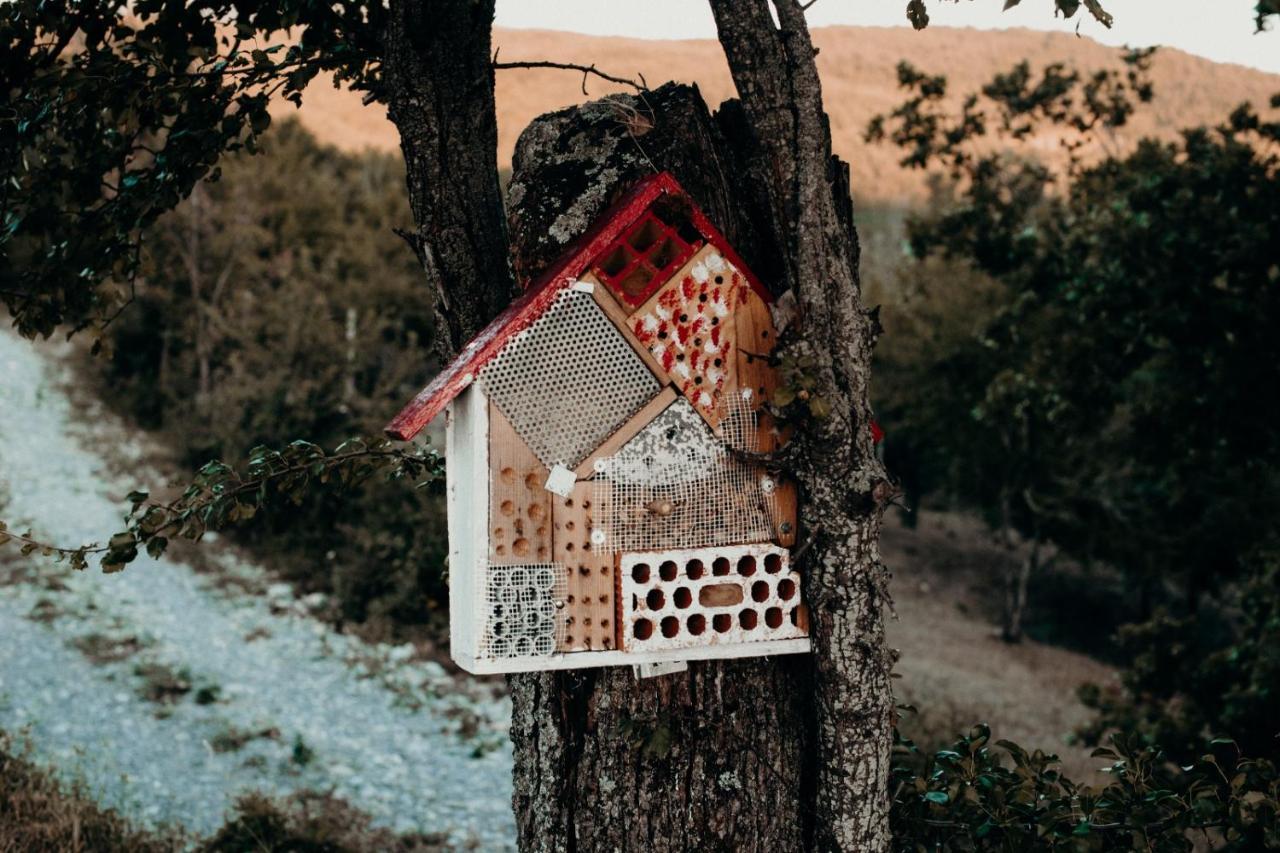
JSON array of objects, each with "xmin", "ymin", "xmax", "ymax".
[{"xmin": 386, "ymin": 173, "xmax": 808, "ymax": 674}]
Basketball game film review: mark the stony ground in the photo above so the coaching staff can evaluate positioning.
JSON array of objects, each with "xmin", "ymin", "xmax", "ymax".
[{"xmin": 0, "ymin": 329, "xmax": 516, "ymax": 849}]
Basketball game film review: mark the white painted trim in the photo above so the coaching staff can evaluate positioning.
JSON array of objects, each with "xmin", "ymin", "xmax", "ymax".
[
  {"xmin": 452, "ymin": 637, "xmax": 811, "ymax": 675},
  {"xmin": 445, "ymin": 385, "xmax": 489, "ymax": 663}
]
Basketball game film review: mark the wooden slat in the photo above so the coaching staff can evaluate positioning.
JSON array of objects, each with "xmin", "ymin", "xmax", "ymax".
[
  {"xmin": 552, "ymin": 482, "xmax": 617, "ymax": 652},
  {"xmin": 768, "ymin": 478, "xmax": 798, "ymax": 548},
  {"xmin": 735, "ymin": 290, "xmax": 779, "ymax": 410},
  {"xmin": 572, "ymin": 386, "xmax": 678, "ymax": 478},
  {"xmin": 488, "ymin": 403, "xmax": 553, "ymax": 564}
]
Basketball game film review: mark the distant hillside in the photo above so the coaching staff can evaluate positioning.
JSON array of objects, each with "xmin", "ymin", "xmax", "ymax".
[{"xmin": 272, "ymin": 26, "xmax": 1280, "ymax": 204}]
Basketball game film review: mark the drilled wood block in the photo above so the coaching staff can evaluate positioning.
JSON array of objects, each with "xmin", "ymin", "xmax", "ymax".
[
  {"xmin": 628, "ymin": 245, "xmax": 747, "ymax": 429},
  {"xmin": 734, "ymin": 289, "xmax": 779, "ymax": 406},
  {"xmin": 767, "ymin": 477, "xmax": 798, "ymax": 548},
  {"xmin": 552, "ymin": 482, "xmax": 616, "ymax": 652},
  {"xmin": 488, "ymin": 403, "xmax": 552, "ymax": 564},
  {"xmin": 618, "ymin": 543, "xmax": 806, "ymax": 654}
]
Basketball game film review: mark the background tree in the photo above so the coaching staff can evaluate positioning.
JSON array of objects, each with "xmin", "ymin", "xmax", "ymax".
[{"xmin": 867, "ymin": 29, "xmax": 1280, "ymax": 779}]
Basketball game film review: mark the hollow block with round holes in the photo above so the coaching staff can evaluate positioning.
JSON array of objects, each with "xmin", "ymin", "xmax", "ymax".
[{"xmin": 618, "ymin": 543, "xmax": 806, "ymax": 654}]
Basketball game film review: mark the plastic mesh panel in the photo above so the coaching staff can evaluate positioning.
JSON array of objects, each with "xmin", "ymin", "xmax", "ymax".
[
  {"xmin": 477, "ymin": 563, "xmax": 568, "ymax": 660},
  {"xmin": 479, "ymin": 290, "xmax": 660, "ymax": 468},
  {"xmin": 592, "ymin": 397, "xmax": 777, "ymax": 553}
]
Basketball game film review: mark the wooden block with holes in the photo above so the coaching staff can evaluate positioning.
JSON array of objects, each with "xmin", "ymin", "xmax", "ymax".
[
  {"xmin": 625, "ymin": 244, "xmax": 745, "ymax": 429},
  {"xmin": 488, "ymin": 403, "xmax": 553, "ymax": 564},
  {"xmin": 735, "ymin": 290, "xmax": 778, "ymax": 407},
  {"xmin": 552, "ymin": 482, "xmax": 616, "ymax": 652},
  {"xmin": 768, "ymin": 477, "xmax": 798, "ymax": 548}
]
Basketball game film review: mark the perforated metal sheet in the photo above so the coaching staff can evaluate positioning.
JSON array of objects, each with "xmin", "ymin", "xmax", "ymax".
[
  {"xmin": 479, "ymin": 289, "xmax": 660, "ymax": 469},
  {"xmin": 618, "ymin": 544, "xmax": 807, "ymax": 653},
  {"xmin": 477, "ymin": 562, "xmax": 568, "ymax": 660},
  {"xmin": 591, "ymin": 398, "xmax": 777, "ymax": 553}
]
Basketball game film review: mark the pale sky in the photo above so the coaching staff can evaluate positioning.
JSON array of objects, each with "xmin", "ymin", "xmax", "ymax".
[{"xmin": 494, "ymin": 1, "xmax": 1280, "ymax": 75}]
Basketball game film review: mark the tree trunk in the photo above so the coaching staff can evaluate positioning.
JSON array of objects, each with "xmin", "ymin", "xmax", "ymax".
[
  {"xmin": 1002, "ymin": 537, "xmax": 1038, "ymax": 644},
  {"xmin": 503, "ymin": 84, "xmax": 813, "ymax": 852},
  {"xmin": 382, "ymin": 0, "xmax": 517, "ymax": 357},
  {"xmin": 708, "ymin": 3, "xmax": 894, "ymax": 847},
  {"xmin": 380, "ymin": 1, "xmax": 894, "ymax": 848}
]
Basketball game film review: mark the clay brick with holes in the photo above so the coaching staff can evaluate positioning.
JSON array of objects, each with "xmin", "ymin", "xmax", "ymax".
[
  {"xmin": 593, "ymin": 210, "xmax": 698, "ymax": 308},
  {"xmin": 618, "ymin": 544, "xmax": 806, "ymax": 653}
]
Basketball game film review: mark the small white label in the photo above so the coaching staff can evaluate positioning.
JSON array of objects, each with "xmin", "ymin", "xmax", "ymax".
[
  {"xmin": 633, "ymin": 660, "xmax": 688, "ymax": 679},
  {"xmin": 544, "ymin": 464, "xmax": 577, "ymax": 497},
  {"xmin": 571, "ymin": 279, "xmax": 596, "ymax": 293}
]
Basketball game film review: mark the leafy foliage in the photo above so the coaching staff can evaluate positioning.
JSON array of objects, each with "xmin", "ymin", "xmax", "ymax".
[
  {"xmin": 870, "ymin": 56, "xmax": 1280, "ymax": 605},
  {"xmin": 2, "ymin": 120, "xmax": 449, "ymax": 629},
  {"xmin": 892, "ymin": 724, "xmax": 1280, "ymax": 851},
  {"xmin": 0, "ymin": 436, "xmax": 442, "ymax": 574},
  {"xmin": 0, "ymin": 0, "xmax": 384, "ymax": 340},
  {"xmin": 1078, "ymin": 550, "xmax": 1280, "ymax": 765},
  {"xmin": 904, "ymin": 0, "xmax": 1116, "ymax": 32},
  {"xmin": 870, "ymin": 52, "xmax": 1280, "ymax": 792}
]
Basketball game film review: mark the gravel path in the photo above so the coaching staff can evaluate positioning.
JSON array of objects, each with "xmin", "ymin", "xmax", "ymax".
[{"xmin": 0, "ymin": 329, "xmax": 516, "ymax": 848}]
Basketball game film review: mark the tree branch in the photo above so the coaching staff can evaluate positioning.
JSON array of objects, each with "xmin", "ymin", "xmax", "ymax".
[
  {"xmin": 0, "ymin": 438, "xmax": 443, "ymax": 573},
  {"xmin": 492, "ymin": 57, "xmax": 647, "ymax": 95}
]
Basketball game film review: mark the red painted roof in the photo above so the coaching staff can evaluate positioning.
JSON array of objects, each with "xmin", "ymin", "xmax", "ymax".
[{"xmin": 385, "ymin": 172, "xmax": 771, "ymax": 441}]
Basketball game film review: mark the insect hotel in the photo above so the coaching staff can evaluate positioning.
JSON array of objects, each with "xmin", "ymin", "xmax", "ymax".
[{"xmin": 386, "ymin": 172, "xmax": 808, "ymax": 674}]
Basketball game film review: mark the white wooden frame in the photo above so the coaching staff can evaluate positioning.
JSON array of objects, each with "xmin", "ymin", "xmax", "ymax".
[
  {"xmin": 445, "ymin": 383, "xmax": 489, "ymax": 665},
  {"xmin": 453, "ymin": 637, "xmax": 812, "ymax": 675}
]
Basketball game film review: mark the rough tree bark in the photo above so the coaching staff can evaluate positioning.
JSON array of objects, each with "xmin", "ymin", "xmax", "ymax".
[
  {"xmin": 503, "ymin": 85, "xmax": 813, "ymax": 852},
  {"xmin": 380, "ymin": 1, "xmax": 894, "ymax": 849},
  {"xmin": 707, "ymin": 4, "xmax": 895, "ymax": 847},
  {"xmin": 382, "ymin": 0, "xmax": 517, "ymax": 355}
]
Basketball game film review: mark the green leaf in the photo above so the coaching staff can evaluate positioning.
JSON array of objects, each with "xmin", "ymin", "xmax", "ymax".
[{"xmin": 924, "ymin": 791, "xmax": 949, "ymax": 804}]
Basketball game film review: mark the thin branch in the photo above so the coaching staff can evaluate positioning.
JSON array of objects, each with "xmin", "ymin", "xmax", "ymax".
[
  {"xmin": 491, "ymin": 58, "xmax": 647, "ymax": 94},
  {"xmin": 0, "ymin": 440, "xmax": 442, "ymax": 572}
]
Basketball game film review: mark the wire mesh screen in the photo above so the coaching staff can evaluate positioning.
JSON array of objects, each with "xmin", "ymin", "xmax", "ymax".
[
  {"xmin": 592, "ymin": 396, "xmax": 777, "ymax": 553},
  {"xmin": 477, "ymin": 562, "xmax": 568, "ymax": 660},
  {"xmin": 479, "ymin": 289, "xmax": 660, "ymax": 469}
]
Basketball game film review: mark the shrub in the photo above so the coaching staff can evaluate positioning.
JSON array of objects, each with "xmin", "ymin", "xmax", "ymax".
[
  {"xmin": 0, "ymin": 733, "xmax": 181, "ymax": 852},
  {"xmin": 891, "ymin": 725, "xmax": 1280, "ymax": 851},
  {"xmin": 87, "ymin": 119, "xmax": 449, "ymax": 636}
]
